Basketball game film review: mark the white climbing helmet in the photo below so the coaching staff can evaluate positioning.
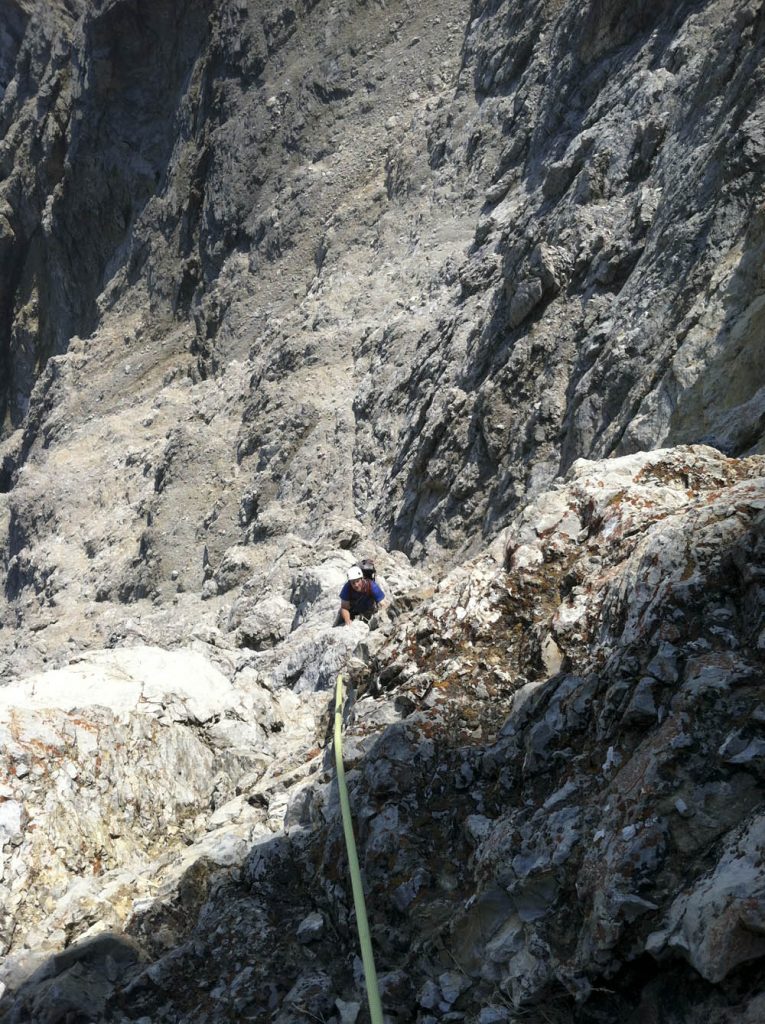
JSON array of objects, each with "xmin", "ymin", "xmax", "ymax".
[{"xmin": 347, "ymin": 565, "xmax": 363, "ymax": 581}]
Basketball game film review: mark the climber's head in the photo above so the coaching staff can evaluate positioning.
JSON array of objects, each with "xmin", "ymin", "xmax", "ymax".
[{"xmin": 347, "ymin": 565, "xmax": 365, "ymax": 589}]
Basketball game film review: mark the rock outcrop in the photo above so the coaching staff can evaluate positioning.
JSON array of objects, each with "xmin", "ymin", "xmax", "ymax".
[
  {"xmin": 1, "ymin": 446, "xmax": 764, "ymax": 1022},
  {"xmin": 0, "ymin": 0, "xmax": 764, "ymax": 1022}
]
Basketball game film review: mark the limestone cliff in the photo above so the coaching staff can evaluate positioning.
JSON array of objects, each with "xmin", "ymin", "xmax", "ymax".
[{"xmin": 0, "ymin": 1, "xmax": 764, "ymax": 1023}]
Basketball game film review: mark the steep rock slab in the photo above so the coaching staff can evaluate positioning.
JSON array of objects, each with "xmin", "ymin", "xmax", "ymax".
[
  {"xmin": 1, "ymin": 0, "xmax": 761, "ymax": 614},
  {"xmin": 2, "ymin": 446, "xmax": 761, "ymax": 1022},
  {"xmin": 0, "ymin": 0, "xmax": 473, "ymax": 673},
  {"xmin": 0, "ymin": 2, "xmax": 762, "ymax": 1017},
  {"xmin": 1, "ymin": 0, "xmax": 763, "ymax": 678},
  {"xmin": 361, "ymin": 0, "xmax": 765, "ymax": 558}
]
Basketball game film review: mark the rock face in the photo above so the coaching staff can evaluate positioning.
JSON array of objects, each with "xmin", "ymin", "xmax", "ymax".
[
  {"xmin": 2, "ymin": 446, "xmax": 764, "ymax": 1023},
  {"xmin": 0, "ymin": 0, "xmax": 764, "ymax": 1022},
  {"xmin": 1, "ymin": 0, "xmax": 763, "ymax": 611}
]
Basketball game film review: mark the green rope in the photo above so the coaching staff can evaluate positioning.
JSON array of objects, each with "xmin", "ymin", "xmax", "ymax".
[{"xmin": 334, "ymin": 674, "xmax": 384, "ymax": 1024}]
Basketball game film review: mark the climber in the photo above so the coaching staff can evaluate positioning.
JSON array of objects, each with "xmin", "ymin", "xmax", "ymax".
[{"xmin": 336, "ymin": 563, "xmax": 385, "ymax": 625}]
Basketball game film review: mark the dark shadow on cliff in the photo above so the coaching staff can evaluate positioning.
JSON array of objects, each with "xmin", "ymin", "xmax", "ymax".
[
  {"xmin": 0, "ymin": 932, "xmax": 146, "ymax": 1024},
  {"xmin": 0, "ymin": 0, "xmax": 211, "ymax": 431},
  {"xmin": 556, "ymin": 5, "xmax": 765, "ymax": 471}
]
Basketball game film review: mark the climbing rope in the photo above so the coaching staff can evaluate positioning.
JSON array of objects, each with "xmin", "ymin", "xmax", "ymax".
[{"xmin": 334, "ymin": 674, "xmax": 384, "ymax": 1024}]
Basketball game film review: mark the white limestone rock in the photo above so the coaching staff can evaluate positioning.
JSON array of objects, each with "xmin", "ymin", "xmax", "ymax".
[{"xmin": 0, "ymin": 646, "xmax": 237, "ymax": 724}]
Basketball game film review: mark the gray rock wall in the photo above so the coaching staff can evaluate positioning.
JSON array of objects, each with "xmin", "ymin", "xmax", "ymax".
[
  {"xmin": 368, "ymin": 0, "xmax": 765, "ymax": 556},
  {"xmin": 0, "ymin": 0, "xmax": 208, "ymax": 428},
  {"xmin": 1, "ymin": 0, "xmax": 762, "ymax": 578}
]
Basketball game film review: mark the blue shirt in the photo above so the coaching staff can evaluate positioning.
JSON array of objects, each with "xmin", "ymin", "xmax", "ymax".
[{"xmin": 340, "ymin": 580, "xmax": 385, "ymax": 617}]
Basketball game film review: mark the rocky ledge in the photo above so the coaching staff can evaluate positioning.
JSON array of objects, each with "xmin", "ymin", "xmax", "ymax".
[{"xmin": 1, "ymin": 444, "xmax": 763, "ymax": 1023}]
